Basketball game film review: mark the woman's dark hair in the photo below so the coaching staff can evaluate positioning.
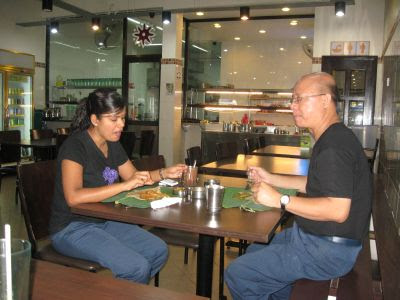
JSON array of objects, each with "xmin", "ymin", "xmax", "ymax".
[{"xmin": 70, "ymin": 88, "xmax": 125, "ymax": 133}]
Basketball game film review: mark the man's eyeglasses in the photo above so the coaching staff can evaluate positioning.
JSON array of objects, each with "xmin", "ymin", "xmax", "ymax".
[{"xmin": 291, "ymin": 93, "xmax": 326, "ymax": 105}]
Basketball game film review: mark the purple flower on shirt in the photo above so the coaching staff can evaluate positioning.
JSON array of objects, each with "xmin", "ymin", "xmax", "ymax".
[{"xmin": 103, "ymin": 167, "xmax": 118, "ymax": 185}]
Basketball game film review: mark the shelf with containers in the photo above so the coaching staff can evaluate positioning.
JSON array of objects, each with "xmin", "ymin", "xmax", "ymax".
[
  {"xmin": 183, "ymin": 88, "xmax": 293, "ymax": 122},
  {"xmin": 50, "ymin": 78, "xmax": 122, "ymax": 121}
]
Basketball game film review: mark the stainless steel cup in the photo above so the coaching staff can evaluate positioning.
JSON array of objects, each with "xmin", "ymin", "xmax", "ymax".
[
  {"xmin": 204, "ymin": 179, "xmax": 221, "ymax": 187},
  {"xmin": 205, "ymin": 184, "xmax": 225, "ymax": 213}
]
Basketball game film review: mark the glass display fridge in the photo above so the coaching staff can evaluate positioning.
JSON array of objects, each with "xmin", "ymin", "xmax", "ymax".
[{"xmin": 0, "ymin": 49, "xmax": 34, "ymax": 140}]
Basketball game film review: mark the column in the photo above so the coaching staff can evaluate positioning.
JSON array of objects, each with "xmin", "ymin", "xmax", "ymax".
[{"xmin": 159, "ymin": 13, "xmax": 184, "ymax": 165}]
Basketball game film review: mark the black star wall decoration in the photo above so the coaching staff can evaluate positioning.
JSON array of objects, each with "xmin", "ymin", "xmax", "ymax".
[{"xmin": 132, "ymin": 24, "xmax": 155, "ymax": 48}]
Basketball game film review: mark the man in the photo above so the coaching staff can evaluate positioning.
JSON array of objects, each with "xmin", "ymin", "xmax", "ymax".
[{"xmin": 225, "ymin": 72, "xmax": 372, "ymax": 300}]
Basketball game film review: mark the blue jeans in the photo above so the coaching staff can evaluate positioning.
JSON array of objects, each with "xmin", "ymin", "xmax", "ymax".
[
  {"xmin": 225, "ymin": 222, "xmax": 361, "ymax": 300},
  {"xmin": 51, "ymin": 221, "xmax": 168, "ymax": 284}
]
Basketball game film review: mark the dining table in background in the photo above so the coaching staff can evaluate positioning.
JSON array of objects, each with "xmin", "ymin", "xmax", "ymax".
[
  {"xmin": 199, "ymin": 154, "xmax": 310, "ymax": 178},
  {"xmin": 31, "ymin": 259, "xmax": 207, "ymax": 300},
  {"xmin": 252, "ymin": 145, "xmax": 312, "ymax": 159},
  {"xmin": 1, "ymin": 138, "xmax": 57, "ymax": 160},
  {"xmin": 71, "ymin": 174, "xmax": 285, "ymax": 298}
]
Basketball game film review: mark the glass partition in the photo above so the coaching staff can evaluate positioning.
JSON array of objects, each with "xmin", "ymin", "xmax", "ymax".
[
  {"xmin": 49, "ymin": 18, "xmax": 123, "ymax": 120},
  {"xmin": 183, "ymin": 17, "xmax": 314, "ymax": 122}
]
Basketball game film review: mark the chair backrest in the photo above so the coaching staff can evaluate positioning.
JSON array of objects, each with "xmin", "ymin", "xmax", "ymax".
[
  {"xmin": 186, "ymin": 146, "xmax": 202, "ymax": 166},
  {"xmin": 119, "ymin": 131, "xmax": 136, "ymax": 159},
  {"xmin": 18, "ymin": 160, "xmax": 57, "ymax": 254},
  {"xmin": 56, "ymin": 128, "xmax": 70, "ymax": 135},
  {"xmin": 132, "ymin": 155, "xmax": 166, "ymax": 171},
  {"xmin": 245, "ymin": 138, "xmax": 258, "ymax": 154},
  {"xmin": 259, "ymin": 136, "xmax": 266, "ymax": 148},
  {"xmin": 30, "ymin": 129, "xmax": 54, "ymax": 140},
  {"xmin": 139, "ymin": 130, "xmax": 155, "ymax": 157},
  {"xmin": 0, "ymin": 130, "xmax": 21, "ymax": 164},
  {"xmin": 369, "ymin": 138, "xmax": 379, "ymax": 171},
  {"xmin": 56, "ymin": 134, "xmax": 69, "ymax": 154},
  {"xmin": 215, "ymin": 141, "xmax": 238, "ymax": 161}
]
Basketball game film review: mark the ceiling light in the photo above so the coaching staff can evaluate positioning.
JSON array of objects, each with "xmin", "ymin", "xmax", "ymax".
[
  {"xmin": 234, "ymin": 37, "xmax": 241, "ymax": 41},
  {"xmin": 196, "ymin": 11, "xmax": 204, "ymax": 16},
  {"xmin": 223, "ymin": 49, "xmax": 228, "ymax": 52},
  {"xmin": 335, "ymin": 1, "xmax": 345, "ymax": 17},
  {"xmin": 50, "ymin": 21, "xmax": 59, "ymax": 34},
  {"xmin": 298, "ymin": 61, "xmax": 302, "ymax": 64},
  {"xmin": 282, "ymin": 7, "xmax": 290, "ymax": 12},
  {"xmin": 259, "ymin": 29, "xmax": 266, "ymax": 34},
  {"xmin": 240, "ymin": 6, "xmax": 250, "ymax": 21},
  {"xmin": 42, "ymin": 0, "xmax": 53, "ymax": 12},
  {"xmin": 162, "ymin": 11, "xmax": 171, "ymax": 25},
  {"xmin": 91, "ymin": 17, "xmax": 100, "ymax": 31},
  {"xmin": 290, "ymin": 20, "xmax": 298, "ymax": 26},
  {"xmin": 214, "ymin": 23, "xmax": 221, "ymax": 28},
  {"xmin": 300, "ymin": 35, "xmax": 307, "ymax": 39},
  {"xmin": 279, "ymin": 48, "xmax": 285, "ymax": 51}
]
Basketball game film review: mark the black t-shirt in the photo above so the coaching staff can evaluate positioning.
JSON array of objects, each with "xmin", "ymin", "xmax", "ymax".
[
  {"xmin": 295, "ymin": 123, "xmax": 372, "ymax": 240},
  {"xmin": 49, "ymin": 130, "xmax": 128, "ymax": 235}
]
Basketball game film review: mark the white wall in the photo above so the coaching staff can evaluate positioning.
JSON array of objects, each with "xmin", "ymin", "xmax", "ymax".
[{"xmin": 0, "ymin": 1, "xmax": 48, "ymax": 109}]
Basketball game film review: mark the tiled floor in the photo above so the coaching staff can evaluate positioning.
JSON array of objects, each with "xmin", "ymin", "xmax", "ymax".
[{"xmin": 1, "ymin": 174, "xmax": 238, "ymax": 299}]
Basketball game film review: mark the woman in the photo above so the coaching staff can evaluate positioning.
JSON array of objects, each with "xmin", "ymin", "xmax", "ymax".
[{"xmin": 49, "ymin": 88, "xmax": 186, "ymax": 284}]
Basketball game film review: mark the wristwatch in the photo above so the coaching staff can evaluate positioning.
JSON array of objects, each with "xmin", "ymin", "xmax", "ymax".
[{"xmin": 280, "ymin": 194, "xmax": 290, "ymax": 210}]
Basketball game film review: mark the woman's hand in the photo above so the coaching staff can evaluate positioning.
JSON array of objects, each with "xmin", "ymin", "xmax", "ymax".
[
  {"xmin": 248, "ymin": 166, "xmax": 272, "ymax": 184},
  {"xmin": 123, "ymin": 171, "xmax": 151, "ymax": 191},
  {"xmin": 251, "ymin": 182, "xmax": 280, "ymax": 208},
  {"xmin": 164, "ymin": 164, "xmax": 187, "ymax": 179}
]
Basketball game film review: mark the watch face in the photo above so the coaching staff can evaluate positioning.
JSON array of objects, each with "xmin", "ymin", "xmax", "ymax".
[{"xmin": 281, "ymin": 195, "xmax": 290, "ymax": 205}]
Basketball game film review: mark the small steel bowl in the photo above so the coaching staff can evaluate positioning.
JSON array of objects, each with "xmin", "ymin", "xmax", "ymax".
[
  {"xmin": 172, "ymin": 187, "xmax": 187, "ymax": 198},
  {"xmin": 190, "ymin": 186, "xmax": 205, "ymax": 199}
]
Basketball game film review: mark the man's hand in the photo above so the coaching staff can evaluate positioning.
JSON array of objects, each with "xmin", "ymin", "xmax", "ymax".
[
  {"xmin": 251, "ymin": 182, "xmax": 281, "ymax": 208},
  {"xmin": 248, "ymin": 166, "xmax": 273, "ymax": 184}
]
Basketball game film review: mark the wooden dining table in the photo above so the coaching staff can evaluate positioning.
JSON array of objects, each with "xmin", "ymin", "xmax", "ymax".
[
  {"xmin": 252, "ymin": 145, "xmax": 312, "ymax": 159},
  {"xmin": 71, "ymin": 174, "xmax": 285, "ymax": 298},
  {"xmin": 30, "ymin": 259, "xmax": 207, "ymax": 300},
  {"xmin": 199, "ymin": 154, "xmax": 310, "ymax": 178}
]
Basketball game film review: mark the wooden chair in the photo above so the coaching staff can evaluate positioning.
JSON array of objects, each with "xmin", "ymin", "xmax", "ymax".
[
  {"xmin": 18, "ymin": 160, "xmax": 104, "ymax": 273},
  {"xmin": 215, "ymin": 141, "xmax": 238, "ymax": 161},
  {"xmin": 0, "ymin": 130, "xmax": 21, "ymax": 203},
  {"xmin": 56, "ymin": 127, "xmax": 70, "ymax": 135},
  {"xmin": 243, "ymin": 138, "xmax": 258, "ymax": 154},
  {"xmin": 139, "ymin": 130, "xmax": 155, "ymax": 157},
  {"xmin": 368, "ymin": 138, "xmax": 379, "ymax": 171},
  {"xmin": 119, "ymin": 131, "xmax": 136, "ymax": 159},
  {"xmin": 259, "ymin": 135, "xmax": 266, "ymax": 148},
  {"xmin": 55, "ymin": 134, "xmax": 69, "ymax": 155},
  {"xmin": 30, "ymin": 129, "xmax": 55, "ymax": 161},
  {"xmin": 186, "ymin": 146, "xmax": 203, "ymax": 166}
]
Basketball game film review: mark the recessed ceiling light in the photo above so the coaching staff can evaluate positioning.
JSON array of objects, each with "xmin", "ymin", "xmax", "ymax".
[
  {"xmin": 300, "ymin": 35, "xmax": 307, "ymax": 39},
  {"xmin": 233, "ymin": 71, "xmax": 237, "ymax": 74},
  {"xmin": 290, "ymin": 20, "xmax": 298, "ymax": 26},
  {"xmin": 247, "ymin": 45, "xmax": 251, "ymax": 48},
  {"xmin": 223, "ymin": 49, "xmax": 228, "ymax": 52},
  {"xmin": 196, "ymin": 11, "xmax": 204, "ymax": 16},
  {"xmin": 234, "ymin": 37, "xmax": 241, "ymax": 40},
  {"xmin": 259, "ymin": 55, "xmax": 264, "ymax": 58},
  {"xmin": 267, "ymin": 82, "xmax": 270, "ymax": 84},
  {"xmin": 214, "ymin": 23, "xmax": 221, "ymax": 28},
  {"xmin": 279, "ymin": 47, "xmax": 285, "ymax": 51},
  {"xmin": 282, "ymin": 7, "xmax": 290, "ymax": 12},
  {"xmin": 259, "ymin": 29, "xmax": 266, "ymax": 34},
  {"xmin": 298, "ymin": 61, "xmax": 302, "ymax": 64},
  {"xmin": 253, "ymin": 77, "xmax": 256, "ymax": 80}
]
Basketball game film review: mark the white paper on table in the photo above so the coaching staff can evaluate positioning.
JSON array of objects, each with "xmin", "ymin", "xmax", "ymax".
[
  {"xmin": 158, "ymin": 179, "xmax": 179, "ymax": 186},
  {"xmin": 151, "ymin": 197, "xmax": 181, "ymax": 209}
]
